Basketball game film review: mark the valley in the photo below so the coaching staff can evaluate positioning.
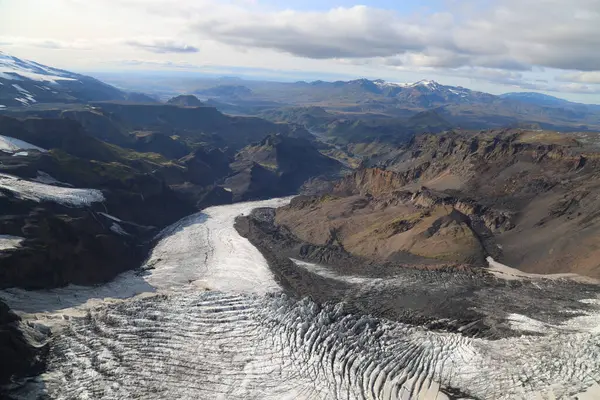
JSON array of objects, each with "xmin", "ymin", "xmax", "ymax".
[{"xmin": 2, "ymin": 51, "xmax": 600, "ymax": 399}]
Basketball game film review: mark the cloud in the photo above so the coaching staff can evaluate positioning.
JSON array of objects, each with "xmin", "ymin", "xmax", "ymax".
[
  {"xmin": 125, "ymin": 39, "xmax": 199, "ymax": 53},
  {"xmin": 548, "ymin": 83, "xmax": 600, "ymax": 94},
  {"xmin": 557, "ymin": 71, "xmax": 600, "ymax": 84},
  {"xmin": 114, "ymin": 59, "xmax": 203, "ymax": 68},
  {"xmin": 0, "ymin": 36, "xmax": 92, "ymax": 49},
  {"xmin": 0, "ymin": 35, "xmax": 199, "ymax": 55},
  {"xmin": 438, "ymin": 67, "xmax": 600, "ymax": 94},
  {"xmin": 165, "ymin": 0, "xmax": 600, "ymax": 72}
]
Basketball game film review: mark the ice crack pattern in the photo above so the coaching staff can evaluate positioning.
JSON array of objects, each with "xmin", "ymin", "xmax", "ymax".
[{"xmin": 5, "ymin": 198, "xmax": 600, "ymax": 400}]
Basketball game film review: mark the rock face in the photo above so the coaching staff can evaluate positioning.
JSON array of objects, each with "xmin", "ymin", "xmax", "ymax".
[
  {"xmin": 0, "ymin": 300, "xmax": 49, "ymax": 387},
  {"xmin": 226, "ymin": 134, "xmax": 345, "ymax": 201},
  {"xmin": 273, "ymin": 129, "xmax": 600, "ymax": 278}
]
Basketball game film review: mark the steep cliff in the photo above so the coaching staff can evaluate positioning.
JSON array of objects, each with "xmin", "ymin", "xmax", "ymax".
[{"xmin": 274, "ymin": 129, "xmax": 600, "ymax": 278}]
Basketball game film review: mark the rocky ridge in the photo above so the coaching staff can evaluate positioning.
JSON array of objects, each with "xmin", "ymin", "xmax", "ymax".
[{"xmin": 270, "ymin": 129, "xmax": 600, "ymax": 278}]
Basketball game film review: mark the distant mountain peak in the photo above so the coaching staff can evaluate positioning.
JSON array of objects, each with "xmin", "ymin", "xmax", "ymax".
[
  {"xmin": 410, "ymin": 80, "xmax": 441, "ymax": 90},
  {"xmin": 500, "ymin": 92, "xmax": 573, "ymax": 107},
  {"xmin": 167, "ymin": 94, "xmax": 204, "ymax": 107},
  {"xmin": 372, "ymin": 79, "xmax": 442, "ymax": 90},
  {"xmin": 0, "ymin": 51, "xmax": 125, "ymax": 107},
  {"xmin": 0, "ymin": 52, "xmax": 80, "ymax": 83}
]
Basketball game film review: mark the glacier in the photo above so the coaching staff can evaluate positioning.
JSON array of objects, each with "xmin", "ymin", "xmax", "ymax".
[{"xmin": 3, "ymin": 198, "xmax": 600, "ymax": 400}]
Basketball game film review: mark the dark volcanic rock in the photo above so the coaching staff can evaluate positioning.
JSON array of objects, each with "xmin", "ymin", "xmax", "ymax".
[
  {"xmin": 226, "ymin": 134, "xmax": 345, "ymax": 201},
  {"xmin": 236, "ymin": 208, "xmax": 600, "ymax": 339},
  {"xmin": 0, "ymin": 300, "xmax": 49, "ymax": 387},
  {"xmin": 181, "ymin": 147, "xmax": 231, "ymax": 186},
  {"xmin": 132, "ymin": 133, "xmax": 190, "ymax": 159}
]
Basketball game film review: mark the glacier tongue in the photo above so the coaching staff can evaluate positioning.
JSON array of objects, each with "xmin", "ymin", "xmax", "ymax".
[
  {"xmin": 4, "ymin": 197, "xmax": 600, "ymax": 399},
  {"xmin": 143, "ymin": 197, "xmax": 292, "ymax": 293},
  {"xmin": 0, "ymin": 173, "xmax": 103, "ymax": 206}
]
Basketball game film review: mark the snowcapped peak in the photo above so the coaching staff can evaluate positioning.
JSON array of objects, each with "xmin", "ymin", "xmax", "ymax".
[
  {"xmin": 0, "ymin": 51, "xmax": 79, "ymax": 83},
  {"xmin": 373, "ymin": 79, "xmax": 405, "ymax": 88},
  {"xmin": 410, "ymin": 80, "xmax": 441, "ymax": 90},
  {"xmin": 372, "ymin": 79, "xmax": 445, "ymax": 90}
]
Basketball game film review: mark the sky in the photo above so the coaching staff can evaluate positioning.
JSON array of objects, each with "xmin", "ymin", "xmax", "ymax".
[{"xmin": 3, "ymin": 0, "xmax": 600, "ymax": 103}]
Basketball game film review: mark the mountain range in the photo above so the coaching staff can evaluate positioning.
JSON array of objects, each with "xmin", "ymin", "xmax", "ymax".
[
  {"xmin": 3, "ymin": 51, "xmax": 600, "ymax": 133},
  {"xmin": 3, "ymin": 50, "xmax": 600, "ymax": 399},
  {"xmin": 189, "ymin": 77, "xmax": 600, "ymax": 132}
]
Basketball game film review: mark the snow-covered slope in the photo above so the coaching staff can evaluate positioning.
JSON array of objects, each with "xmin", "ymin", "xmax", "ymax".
[
  {"xmin": 0, "ymin": 134, "xmax": 46, "ymax": 154},
  {"xmin": 0, "ymin": 173, "xmax": 104, "ymax": 206},
  {"xmin": 372, "ymin": 78, "xmax": 482, "ymax": 100},
  {"xmin": 0, "ymin": 51, "xmax": 125, "ymax": 107}
]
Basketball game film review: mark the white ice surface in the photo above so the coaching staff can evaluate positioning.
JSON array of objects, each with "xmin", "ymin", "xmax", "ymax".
[
  {"xmin": 0, "ymin": 272, "xmax": 156, "ymax": 318},
  {"xmin": 0, "ymin": 173, "xmax": 104, "ymax": 206},
  {"xmin": 143, "ymin": 197, "xmax": 292, "ymax": 293},
  {"xmin": 1, "ymin": 197, "xmax": 291, "ymax": 316}
]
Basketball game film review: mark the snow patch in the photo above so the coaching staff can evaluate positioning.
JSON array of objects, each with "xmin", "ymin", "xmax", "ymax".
[
  {"xmin": 99, "ymin": 212, "xmax": 122, "ymax": 222},
  {"xmin": 373, "ymin": 79, "xmax": 405, "ymax": 88},
  {"xmin": 506, "ymin": 313, "xmax": 549, "ymax": 333},
  {"xmin": 32, "ymin": 171, "xmax": 73, "ymax": 187},
  {"xmin": 110, "ymin": 223, "xmax": 129, "ymax": 236},
  {"xmin": 12, "ymin": 151, "xmax": 29, "ymax": 157},
  {"xmin": 0, "ymin": 173, "xmax": 104, "ymax": 206},
  {"xmin": 0, "ymin": 52, "xmax": 78, "ymax": 83},
  {"xmin": 0, "ymin": 105, "xmax": 5, "ymax": 108},
  {"xmin": 12, "ymin": 83, "xmax": 29, "ymax": 94},
  {"xmin": 0, "ymin": 234, "xmax": 24, "ymax": 251},
  {"xmin": 12, "ymin": 83, "xmax": 36, "ymax": 104},
  {"xmin": 0, "ymin": 134, "xmax": 46, "ymax": 153},
  {"xmin": 486, "ymin": 256, "xmax": 585, "ymax": 281}
]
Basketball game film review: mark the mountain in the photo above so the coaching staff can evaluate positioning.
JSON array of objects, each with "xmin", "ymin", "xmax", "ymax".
[
  {"xmin": 0, "ymin": 51, "xmax": 126, "ymax": 107},
  {"xmin": 195, "ymin": 85, "xmax": 253, "ymax": 98},
  {"xmin": 226, "ymin": 133, "xmax": 345, "ymax": 201},
  {"xmin": 1, "ymin": 101, "xmax": 315, "ymax": 154},
  {"xmin": 500, "ymin": 92, "xmax": 580, "ymax": 107},
  {"xmin": 265, "ymin": 128, "xmax": 600, "ymax": 279},
  {"xmin": 125, "ymin": 92, "xmax": 159, "ymax": 103},
  {"xmin": 138, "ymin": 76, "xmax": 600, "ymax": 132},
  {"xmin": 167, "ymin": 94, "xmax": 204, "ymax": 107}
]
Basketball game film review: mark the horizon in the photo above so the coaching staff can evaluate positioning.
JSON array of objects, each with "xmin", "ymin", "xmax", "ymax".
[{"xmin": 3, "ymin": 0, "xmax": 600, "ymax": 104}]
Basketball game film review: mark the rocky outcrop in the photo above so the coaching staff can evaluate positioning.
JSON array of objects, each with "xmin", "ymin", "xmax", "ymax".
[
  {"xmin": 276, "ymin": 191, "xmax": 496, "ymax": 266},
  {"xmin": 181, "ymin": 147, "xmax": 231, "ymax": 186},
  {"xmin": 226, "ymin": 134, "xmax": 345, "ymax": 201},
  {"xmin": 0, "ymin": 300, "xmax": 49, "ymax": 387},
  {"xmin": 271, "ymin": 129, "xmax": 600, "ymax": 278}
]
